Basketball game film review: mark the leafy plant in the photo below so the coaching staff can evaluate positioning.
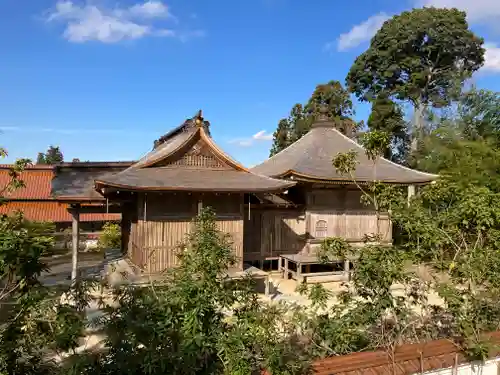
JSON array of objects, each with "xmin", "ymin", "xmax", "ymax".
[
  {"xmin": 347, "ymin": 7, "xmax": 485, "ymax": 151},
  {"xmin": 97, "ymin": 222, "xmax": 121, "ymax": 250}
]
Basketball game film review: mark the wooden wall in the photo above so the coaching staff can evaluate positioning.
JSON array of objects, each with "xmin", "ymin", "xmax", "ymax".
[
  {"xmin": 128, "ymin": 192, "xmax": 244, "ymax": 273},
  {"xmin": 306, "ymin": 188, "xmax": 392, "ymax": 243},
  {"xmin": 243, "ymin": 209, "xmax": 306, "ymax": 261}
]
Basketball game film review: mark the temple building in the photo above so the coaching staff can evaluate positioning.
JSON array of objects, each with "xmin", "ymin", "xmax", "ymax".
[{"xmin": 52, "ymin": 110, "xmax": 436, "ymax": 277}]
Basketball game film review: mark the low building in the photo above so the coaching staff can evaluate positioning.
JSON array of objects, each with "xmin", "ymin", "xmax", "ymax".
[{"xmin": 0, "ymin": 164, "xmax": 122, "ymax": 246}]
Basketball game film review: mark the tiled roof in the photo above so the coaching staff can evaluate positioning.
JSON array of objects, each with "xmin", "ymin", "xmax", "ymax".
[
  {"xmin": 0, "ymin": 165, "xmax": 54, "ymax": 199},
  {"xmin": 0, "ymin": 164, "xmax": 120, "ymax": 223},
  {"xmin": 52, "ymin": 166, "xmax": 130, "ymax": 201},
  {"xmin": 0, "ymin": 201, "xmax": 120, "ymax": 222}
]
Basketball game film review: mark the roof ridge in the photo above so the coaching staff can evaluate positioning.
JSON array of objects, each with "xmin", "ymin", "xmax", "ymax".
[{"xmin": 0, "ymin": 164, "xmax": 53, "ymax": 170}]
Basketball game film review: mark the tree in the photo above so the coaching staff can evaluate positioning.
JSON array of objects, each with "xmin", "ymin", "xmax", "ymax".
[
  {"xmin": 346, "ymin": 7, "xmax": 485, "ymax": 151},
  {"xmin": 270, "ymin": 119, "xmax": 292, "ymax": 157},
  {"xmin": 36, "ymin": 146, "xmax": 64, "ymax": 165},
  {"xmin": 457, "ymin": 88, "xmax": 500, "ymax": 143},
  {"xmin": 322, "ymin": 129, "xmax": 500, "ymax": 360},
  {"xmin": 270, "ymin": 80, "xmax": 357, "ymax": 155},
  {"xmin": 367, "ymin": 93, "xmax": 409, "ymax": 163},
  {"xmin": 36, "ymin": 152, "xmax": 46, "ymax": 164},
  {"xmin": 74, "ymin": 208, "xmax": 312, "ymax": 375},
  {"xmin": 411, "ymin": 88, "xmax": 500, "ymax": 189},
  {"xmin": 305, "ymin": 80, "xmax": 355, "ymax": 127},
  {"xmin": 71, "ymin": 158, "xmax": 81, "ymax": 163}
]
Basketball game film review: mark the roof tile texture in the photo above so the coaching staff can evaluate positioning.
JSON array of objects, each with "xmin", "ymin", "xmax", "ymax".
[
  {"xmin": 0, "ymin": 201, "xmax": 120, "ymax": 222},
  {"xmin": 0, "ymin": 165, "xmax": 53, "ymax": 199},
  {"xmin": 0, "ymin": 165, "xmax": 120, "ymax": 222}
]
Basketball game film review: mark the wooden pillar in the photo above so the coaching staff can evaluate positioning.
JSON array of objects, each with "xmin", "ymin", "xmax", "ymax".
[
  {"xmin": 284, "ymin": 258, "xmax": 289, "ymax": 279},
  {"xmin": 69, "ymin": 205, "xmax": 80, "ymax": 283},
  {"xmin": 264, "ymin": 275, "xmax": 270, "ymax": 296},
  {"xmin": 296, "ymin": 261, "xmax": 303, "ymax": 283},
  {"xmin": 197, "ymin": 198, "xmax": 203, "ymax": 215},
  {"xmin": 344, "ymin": 259, "xmax": 350, "ymax": 282},
  {"xmin": 407, "ymin": 185, "xmax": 416, "ymax": 206}
]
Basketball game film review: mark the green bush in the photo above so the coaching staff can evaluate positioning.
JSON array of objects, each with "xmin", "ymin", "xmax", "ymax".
[{"xmin": 97, "ymin": 222, "xmax": 121, "ymax": 250}]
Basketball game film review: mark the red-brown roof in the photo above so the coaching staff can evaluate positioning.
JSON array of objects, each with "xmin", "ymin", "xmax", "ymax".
[
  {"xmin": 0, "ymin": 201, "xmax": 120, "ymax": 223},
  {"xmin": 0, "ymin": 165, "xmax": 120, "ymax": 223},
  {"xmin": 0, "ymin": 165, "xmax": 53, "ymax": 199},
  {"xmin": 268, "ymin": 332, "xmax": 500, "ymax": 375}
]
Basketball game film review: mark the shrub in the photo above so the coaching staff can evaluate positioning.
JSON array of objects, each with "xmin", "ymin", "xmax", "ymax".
[{"xmin": 97, "ymin": 222, "xmax": 121, "ymax": 250}]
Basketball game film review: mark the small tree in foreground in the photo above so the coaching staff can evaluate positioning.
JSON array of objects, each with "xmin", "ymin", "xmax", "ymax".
[{"xmin": 72, "ymin": 208, "xmax": 312, "ymax": 375}]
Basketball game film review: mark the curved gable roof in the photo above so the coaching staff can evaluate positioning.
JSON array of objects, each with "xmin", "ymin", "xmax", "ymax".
[{"xmin": 95, "ymin": 113, "xmax": 295, "ymax": 193}]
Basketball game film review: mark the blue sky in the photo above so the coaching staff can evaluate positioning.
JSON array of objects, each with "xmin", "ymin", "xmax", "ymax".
[{"xmin": 1, "ymin": 0, "xmax": 499, "ymax": 167}]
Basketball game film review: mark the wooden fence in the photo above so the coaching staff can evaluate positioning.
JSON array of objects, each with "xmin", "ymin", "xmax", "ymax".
[{"xmin": 264, "ymin": 332, "xmax": 500, "ymax": 375}]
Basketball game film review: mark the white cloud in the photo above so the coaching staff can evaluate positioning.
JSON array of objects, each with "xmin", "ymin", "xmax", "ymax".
[
  {"xmin": 334, "ymin": 13, "xmax": 390, "ymax": 52},
  {"xmin": 252, "ymin": 130, "xmax": 273, "ymax": 141},
  {"xmin": 484, "ymin": 44, "xmax": 500, "ymax": 73},
  {"xmin": 228, "ymin": 130, "xmax": 273, "ymax": 147},
  {"xmin": 127, "ymin": 1, "xmax": 170, "ymax": 18},
  {"xmin": 46, "ymin": 1, "xmax": 201, "ymax": 43},
  {"xmin": 417, "ymin": 0, "xmax": 500, "ymax": 28}
]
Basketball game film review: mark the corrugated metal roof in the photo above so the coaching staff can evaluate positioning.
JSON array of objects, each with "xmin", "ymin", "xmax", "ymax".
[
  {"xmin": 0, "ymin": 201, "xmax": 120, "ymax": 222},
  {"xmin": 0, "ymin": 166, "xmax": 54, "ymax": 199}
]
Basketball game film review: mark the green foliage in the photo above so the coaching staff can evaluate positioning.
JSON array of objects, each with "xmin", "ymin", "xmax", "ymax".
[
  {"xmin": 412, "ymin": 89, "xmax": 500, "ymax": 191},
  {"xmin": 327, "ymin": 118, "xmax": 500, "ymax": 358},
  {"xmin": 73, "ymin": 208, "xmax": 312, "ymax": 375},
  {"xmin": 0, "ymin": 212, "xmax": 53, "ymax": 288},
  {"xmin": 0, "ymin": 211, "xmax": 89, "ymax": 375},
  {"xmin": 270, "ymin": 119, "xmax": 292, "ymax": 157},
  {"xmin": 97, "ymin": 222, "xmax": 121, "ymax": 250},
  {"xmin": 270, "ymin": 80, "xmax": 358, "ymax": 155},
  {"xmin": 36, "ymin": 146, "xmax": 64, "ymax": 165},
  {"xmin": 347, "ymin": 8, "xmax": 484, "ymax": 107},
  {"xmin": 367, "ymin": 93, "xmax": 409, "ymax": 162},
  {"xmin": 347, "ymin": 7, "xmax": 484, "ymax": 153},
  {"xmin": 458, "ymin": 88, "xmax": 500, "ymax": 143}
]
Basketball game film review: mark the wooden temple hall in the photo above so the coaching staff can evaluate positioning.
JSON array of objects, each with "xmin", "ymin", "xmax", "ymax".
[{"xmin": 52, "ymin": 110, "xmax": 436, "ymax": 280}]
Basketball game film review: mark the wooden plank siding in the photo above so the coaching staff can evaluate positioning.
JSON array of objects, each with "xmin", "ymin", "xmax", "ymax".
[
  {"xmin": 128, "ymin": 192, "xmax": 244, "ymax": 273},
  {"xmin": 307, "ymin": 188, "xmax": 392, "ymax": 243},
  {"xmin": 309, "ymin": 211, "xmax": 391, "ymax": 242},
  {"xmin": 243, "ymin": 209, "xmax": 306, "ymax": 261}
]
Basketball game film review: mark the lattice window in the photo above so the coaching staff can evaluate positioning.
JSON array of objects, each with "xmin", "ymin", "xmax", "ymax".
[{"xmin": 315, "ymin": 220, "xmax": 328, "ymax": 238}]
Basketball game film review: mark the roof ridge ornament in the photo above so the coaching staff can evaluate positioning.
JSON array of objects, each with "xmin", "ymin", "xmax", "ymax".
[
  {"xmin": 194, "ymin": 110, "xmax": 204, "ymax": 127},
  {"xmin": 311, "ymin": 104, "xmax": 335, "ymax": 128}
]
